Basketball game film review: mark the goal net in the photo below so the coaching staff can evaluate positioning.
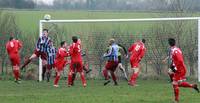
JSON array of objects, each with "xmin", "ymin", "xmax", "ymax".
[{"xmin": 39, "ymin": 17, "xmax": 200, "ymax": 82}]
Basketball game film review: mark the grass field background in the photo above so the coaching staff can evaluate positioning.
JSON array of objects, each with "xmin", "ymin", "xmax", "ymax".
[{"xmin": 0, "ymin": 79, "xmax": 199, "ymax": 103}]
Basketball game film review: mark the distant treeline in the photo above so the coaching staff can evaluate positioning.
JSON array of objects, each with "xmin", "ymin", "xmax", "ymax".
[{"xmin": 0, "ymin": 0, "xmax": 200, "ymax": 11}]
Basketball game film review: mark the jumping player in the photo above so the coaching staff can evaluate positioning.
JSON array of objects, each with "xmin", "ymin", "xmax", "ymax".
[
  {"xmin": 6, "ymin": 37, "xmax": 22, "ymax": 83},
  {"xmin": 53, "ymin": 41, "xmax": 69, "ymax": 87},
  {"xmin": 103, "ymin": 39, "xmax": 120, "ymax": 86},
  {"xmin": 68, "ymin": 36, "xmax": 87, "ymax": 87},
  {"xmin": 20, "ymin": 29, "xmax": 51, "ymax": 70},
  {"xmin": 168, "ymin": 38, "xmax": 199, "ymax": 102},
  {"xmin": 128, "ymin": 39, "xmax": 146, "ymax": 86},
  {"xmin": 43, "ymin": 40, "xmax": 57, "ymax": 82}
]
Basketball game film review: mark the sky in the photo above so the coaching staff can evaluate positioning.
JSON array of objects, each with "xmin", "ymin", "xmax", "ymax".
[{"xmin": 36, "ymin": 0, "xmax": 54, "ymax": 5}]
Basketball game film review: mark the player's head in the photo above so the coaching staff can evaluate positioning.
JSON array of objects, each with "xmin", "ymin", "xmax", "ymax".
[
  {"xmin": 9, "ymin": 37, "xmax": 14, "ymax": 41},
  {"xmin": 142, "ymin": 39, "xmax": 146, "ymax": 43},
  {"xmin": 61, "ymin": 41, "xmax": 67, "ymax": 48},
  {"xmin": 168, "ymin": 38, "xmax": 176, "ymax": 46},
  {"xmin": 109, "ymin": 38, "xmax": 115, "ymax": 45},
  {"xmin": 72, "ymin": 36, "xmax": 78, "ymax": 43},
  {"xmin": 43, "ymin": 29, "xmax": 49, "ymax": 36}
]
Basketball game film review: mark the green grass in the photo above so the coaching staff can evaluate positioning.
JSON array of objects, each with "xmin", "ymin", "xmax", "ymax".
[{"xmin": 0, "ymin": 79, "xmax": 199, "ymax": 103}]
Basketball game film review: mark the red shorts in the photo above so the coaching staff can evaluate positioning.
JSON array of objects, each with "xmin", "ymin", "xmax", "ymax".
[
  {"xmin": 130, "ymin": 58, "xmax": 140, "ymax": 68},
  {"xmin": 173, "ymin": 65, "xmax": 186, "ymax": 82},
  {"xmin": 34, "ymin": 50, "xmax": 47, "ymax": 60},
  {"xmin": 105, "ymin": 61, "xmax": 119, "ymax": 72},
  {"xmin": 54, "ymin": 61, "xmax": 67, "ymax": 71},
  {"xmin": 70, "ymin": 62, "xmax": 83, "ymax": 73},
  {"xmin": 9, "ymin": 54, "xmax": 20, "ymax": 66}
]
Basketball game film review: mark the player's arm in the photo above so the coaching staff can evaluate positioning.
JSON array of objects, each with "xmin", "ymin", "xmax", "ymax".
[
  {"xmin": 138, "ymin": 47, "xmax": 146, "ymax": 61},
  {"xmin": 36, "ymin": 37, "xmax": 42, "ymax": 51},
  {"xmin": 128, "ymin": 43, "xmax": 136, "ymax": 53},
  {"xmin": 103, "ymin": 46, "xmax": 112, "ymax": 57}
]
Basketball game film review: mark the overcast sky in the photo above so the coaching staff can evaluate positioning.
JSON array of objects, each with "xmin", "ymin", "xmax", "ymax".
[{"xmin": 36, "ymin": 0, "xmax": 54, "ymax": 5}]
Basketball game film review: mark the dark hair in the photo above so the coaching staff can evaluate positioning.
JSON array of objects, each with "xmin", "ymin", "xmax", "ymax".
[
  {"xmin": 142, "ymin": 39, "xmax": 146, "ymax": 43},
  {"xmin": 9, "ymin": 37, "xmax": 14, "ymax": 41},
  {"xmin": 43, "ymin": 29, "xmax": 48, "ymax": 33},
  {"xmin": 72, "ymin": 36, "xmax": 78, "ymax": 43},
  {"xmin": 60, "ymin": 41, "xmax": 66, "ymax": 47},
  {"xmin": 168, "ymin": 38, "xmax": 176, "ymax": 46}
]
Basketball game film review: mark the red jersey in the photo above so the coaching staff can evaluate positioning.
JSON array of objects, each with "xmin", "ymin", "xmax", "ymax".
[
  {"xmin": 170, "ymin": 46, "xmax": 186, "ymax": 73},
  {"xmin": 69, "ymin": 42, "xmax": 82, "ymax": 63},
  {"xmin": 128, "ymin": 41, "xmax": 146, "ymax": 68},
  {"xmin": 54, "ymin": 47, "xmax": 69, "ymax": 70},
  {"xmin": 6, "ymin": 39, "xmax": 22, "ymax": 56}
]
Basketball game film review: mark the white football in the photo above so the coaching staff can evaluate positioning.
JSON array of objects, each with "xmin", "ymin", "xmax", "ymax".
[{"xmin": 44, "ymin": 14, "xmax": 51, "ymax": 20}]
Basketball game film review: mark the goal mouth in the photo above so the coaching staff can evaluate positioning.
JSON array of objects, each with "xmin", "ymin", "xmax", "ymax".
[{"xmin": 38, "ymin": 17, "xmax": 200, "ymax": 82}]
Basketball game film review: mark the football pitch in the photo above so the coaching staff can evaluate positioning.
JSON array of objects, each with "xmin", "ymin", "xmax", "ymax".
[{"xmin": 0, "ymin": 79, "xmax": 199, "ymax": 103}]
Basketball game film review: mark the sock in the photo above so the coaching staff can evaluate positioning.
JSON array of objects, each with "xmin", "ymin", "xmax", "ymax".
[
  {"xmin": 47, "ymin": 72, "xmax": 50, "ymax": 82},
  {"xmin": 173, "ymin": 84, "xmax": 179, "ymax": 102},
  {"xmin": 80, "ymin": 72, "xmax": 86, "ymax": 86},
  {"xmin": 103, "ymin": 69, "xmax": 109, "ymax": 80},
  {"xmin": 13, "ymin": 69, "xmax": 19, "ymax": 80},
  {"xmin": 54, "ymin": 75, "xmax": 60, "ymax": 85},
  {"xmin": 42, "ymin": 66, "xmax": 46, "ymax": 80},
  {"xmin": 129, "ymin": 72, "xmax": 139, "ymax": 85},
  {"xmin": 72, "ymin": 73, "xmax": 76, "ymax": 85},
  {"xmin": 168, "ymin": 73, "xmax": 174, "ymax": 82},
  {"xmin": 21, "ymin": 58, "xmax": 31, "ymax": 69},
  {"xmin": 179, "ymin": 82, "xmax": 193, "ymax": 88},
  {"xmin": 68, "ymin": 72, "xmax": 73, "ymax": 85},
  {"xmin": 110, "ymin": 72, "xmax": 117, "ymax": 82}
]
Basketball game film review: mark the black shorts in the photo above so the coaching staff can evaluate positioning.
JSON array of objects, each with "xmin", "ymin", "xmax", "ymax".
[{"xmin": 118, "ymin": 56, "xmax": 121, "ymax": 63}]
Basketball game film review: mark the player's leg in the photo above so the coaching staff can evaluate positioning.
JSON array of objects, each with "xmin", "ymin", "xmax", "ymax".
[
  {"xmin": 168, "ymin": 69, "xmax": 174, "ymax": 83},
  {"xmin": 54, "ymin": 69, "xmax": 61, "ymax": 87},
  {"xmin": 46, "ymin": 64, "xmax": 52, "ymax": 82},
  {"xmin": 172, "ymin": 81, "xmax": 180, "ymax": 102},
  {"xmin": 128, "ymin": 67, "xmax": 140, "ymax": 86},
  {"xmin": 118, "ymin": 63, "xmax": 128, "ymax": 81},
  {"xmin": 68, "ymin": 64, "xmax": 74, "ymax": 87},
  {"xmin": 103, "ymin": 62, "xmax": 111, "ymax": 86},
  {"xmin": 71, "ymin": 72, "xmax": 76, "ymax": 86},
  {"xmin": 77, "ymin": 62, "xmax": 86, "ymax": 87},
  {"xmin": 110, "ymin": 70, "xmax": 118, "ymax": 85},
  {"xmin": 10, "ymin": 56, "xmax": 21, "ymax": 83},
  {"xmin": 20, "ymin": 53, "xmax": 37, "ymax": 70}
]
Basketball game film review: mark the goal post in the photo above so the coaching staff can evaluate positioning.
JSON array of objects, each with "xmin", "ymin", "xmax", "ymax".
[{"xmin": 39, "ymin": 17, "xmax": 200, "ymax": 82}]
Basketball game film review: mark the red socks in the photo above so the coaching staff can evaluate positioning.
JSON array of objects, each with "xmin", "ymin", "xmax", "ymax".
[
  {"xmin": 68, "ymin": 72, "xmax": 73, "ymax": 85},
  {"xmin": 80, "ymin": 72, "xmax": 86, "ymax": 86},
  {"xmin": 129, "ymin": 72, "xmax": 139, "ymax": 85},
  {"xmin": 110, "ymin": 72, "xmax": 117, "ymax": 82},
  {"xmin": 173, "ymin": 84, "xmax": 179, "ymax": 102},
  {"xmin": 179, "ymin": 82, "xmax": 193, "ymax": 88},
  {"xmin": 54, "ymin": 75, "xmax": 60, "ymax": 85},
  {"xmin": 103, "ymin": 69, "xmax": 109, "ymax": 80},
  {"xmin": 13, "ymin": 69, "xmax": 19, "ymax": 80}
]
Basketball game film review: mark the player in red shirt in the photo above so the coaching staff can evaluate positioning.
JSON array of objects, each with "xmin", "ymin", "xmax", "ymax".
[
  {"xmin": 53, "ymin": 41, "xmax": 69, "ymax": 87},
  {"xmin": 128, "ymin": 39, "xmax": 146, "ymax": 86},
  {"xmin": 6, "ymin": 37, "xmax": 22, "ymax": 83},
  {"xmin": 168, "ymin": 38, "xmax": 199, "ymax": 102},
  {"xmin": 68, "ymin": 36, "xmax": 86, "ymax": 87}
]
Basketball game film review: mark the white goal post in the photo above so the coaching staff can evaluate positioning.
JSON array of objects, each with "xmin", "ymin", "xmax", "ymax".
[{"xmin": 39, "ymin": 17, "xmax": 200, "ymax": 82}]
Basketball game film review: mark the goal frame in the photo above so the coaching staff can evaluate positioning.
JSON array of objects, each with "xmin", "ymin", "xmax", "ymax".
[{"xmin": 39, "ymin": 17, "xmax": 200, "ymax": 82}]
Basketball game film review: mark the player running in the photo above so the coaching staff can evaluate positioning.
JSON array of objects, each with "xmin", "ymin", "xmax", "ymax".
[
  {"xmin": 103, "ymin": 39, "xmax": 120, "ymax": 86},
  {"xmin": 53, "ymin": 41, "xmax": 69, "ymax": 87},
  {"xmin": 68, "ymin": 36, "xmax": 87, "ymax": 87},
  {"xmin": 128, "ymin": 39, "xmax": 146, "ymax": 86},
  {"xmin": 20, "ymin": 29, "xmax": 51, "ymax": 70},
  {"xmin": 168, "ymin": 38, "xmax": 199, "ymax": 103},
  {"xmin": 6, "ymin": 37, "xmax": 22, "ymax": 83}
]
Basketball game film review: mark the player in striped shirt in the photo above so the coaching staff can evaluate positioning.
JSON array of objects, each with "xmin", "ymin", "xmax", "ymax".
[
  {"xmin": 42, "ymin": 40, "xmax": 57, "ymax": 82},
  {"xmin": 20, "ymin": 29, "xmax": 51, "ymax": 70}
]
